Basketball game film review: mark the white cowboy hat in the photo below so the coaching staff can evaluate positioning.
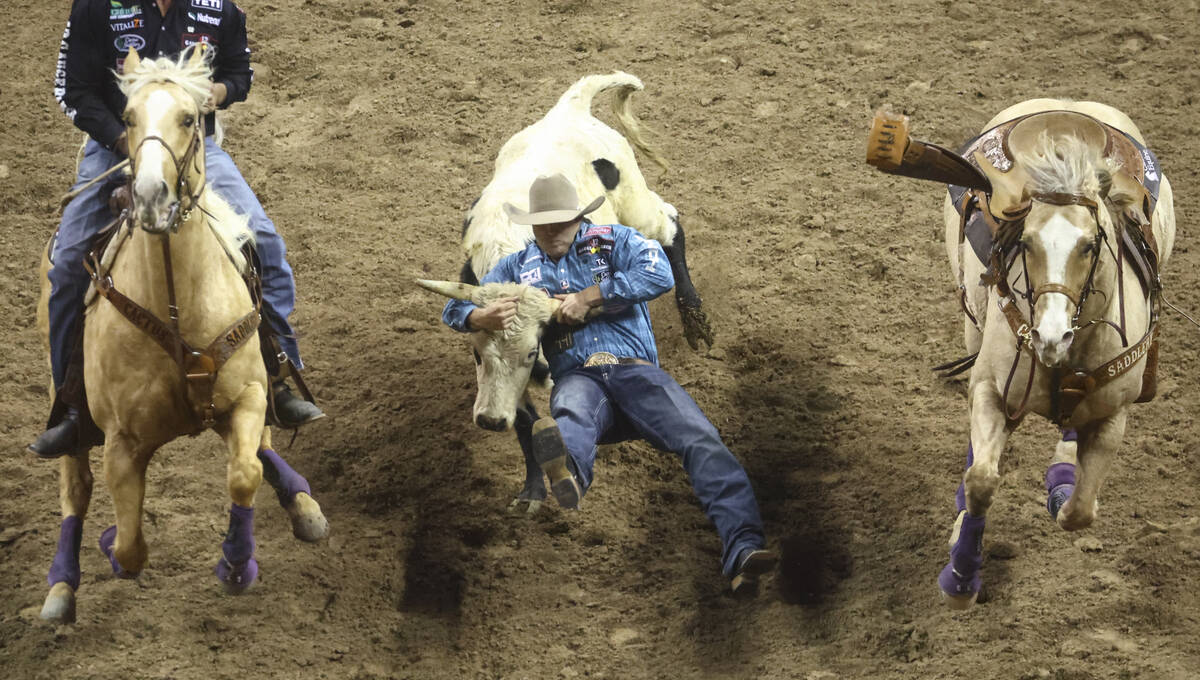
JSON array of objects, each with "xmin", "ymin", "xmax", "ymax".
[{"xmin": 504, "ymin": 173, "xmax": 605, "ymax": 226}]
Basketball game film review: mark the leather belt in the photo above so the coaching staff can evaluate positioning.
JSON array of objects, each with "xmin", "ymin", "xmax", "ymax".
[{"xmin": 583, "ymin": 351, "xmax": 652, "ymax": 368}]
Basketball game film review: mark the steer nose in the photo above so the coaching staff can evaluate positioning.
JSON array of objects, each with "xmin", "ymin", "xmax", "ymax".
[{"xmin": 475, "ymin": 414, "xmax": 509, "ymax": 431}]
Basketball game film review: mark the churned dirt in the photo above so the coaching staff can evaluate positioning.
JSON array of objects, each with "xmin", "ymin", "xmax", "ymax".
[{"xmin": 3, "ymin": 0, "xmax": 1200, "ymax": 678}]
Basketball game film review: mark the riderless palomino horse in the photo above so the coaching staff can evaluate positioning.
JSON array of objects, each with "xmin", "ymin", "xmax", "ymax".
[
  {"xmin": 867, "ymin": 99, "xmax": 1175, "ymax": 608},
  {"xmin": 36, "ymin": 48, "xmax": 328, "ymax": 623}
]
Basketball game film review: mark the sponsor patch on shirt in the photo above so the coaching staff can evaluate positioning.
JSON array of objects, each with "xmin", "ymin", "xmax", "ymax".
[
  {"xmin": 519, "ymin": 268, "xmax": 542, "ymax": 285},
  {"xmin": 110, "ymin": 18, "xmax": 144, "ymax": 31},
  {"xmin": 582, "ymin": 224, "xmax": 612, "ymax": 237},
  {"xmin": 574, "ymin": 235, "xmax": 614, "ymax": 258},
  {"xmin": 114, "ymin": 33, "xmax": 146, "ymax": 52},
  {"xmin": 192, "ymin": 0, "xmax": 224, "ymax": 10}
]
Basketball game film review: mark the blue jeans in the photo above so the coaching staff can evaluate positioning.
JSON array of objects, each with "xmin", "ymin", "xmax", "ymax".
[
  {"xmin": 48, "ymin": 137, "xmax": 302, "ymax": 389},
  {"xmin": 550, "ymin": 363, "xmax": 766, "ymax": 575}
]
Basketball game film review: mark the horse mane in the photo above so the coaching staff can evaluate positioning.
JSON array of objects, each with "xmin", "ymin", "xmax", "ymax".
[
  {"xmin": 116, "ymin": 49, "xmax": 212, "ymax": 109},
  {"xmin": 1016, "ymin": 131, "xmax": 1117, "ymax": 198},
  {"xmin": 199, "ymin": 191, "xmax": 256, "ymax": 273}
]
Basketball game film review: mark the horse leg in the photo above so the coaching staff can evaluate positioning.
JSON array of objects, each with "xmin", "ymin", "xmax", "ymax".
[
  {"xmin": 40, "ymin": 452, "xmax": 94, "ymax": 623},
  {"xmin": 258, "ymin": 446, "xmax": 329, "ymax": 542},
  {"xmin": 99, "ymin": 434, "xmax": 150, "ymax": 578},
  {"xmin": 661, "ymin": 217, "xmax": 713, "ymax": 350},
  {"xmin": 508, "ymin": 400, "xmax": 547, "ymax": 515},
  {"xmin": 1045, "ymin": 429, "xmax": 1079, "ymax": 520},
  {"xmin": 1057, "ymin": 412, "xmax": 1125, "ymax": 531},
  {"xmin": 939, "ymin": 379, "xmax": 1012, "ymax": 609},
  {"xmin": 213, "ymin": 385, "xmax": 267, "ymax": 593}
]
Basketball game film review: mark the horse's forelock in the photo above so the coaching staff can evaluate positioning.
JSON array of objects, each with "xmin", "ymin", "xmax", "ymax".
[
  {"xmin": 117, "ymin": 51, "xmax": 213, "ymax": 111},
  {"xmin": 1017, "ymin": 131, "xmax": 1110, "ymax": 198}
]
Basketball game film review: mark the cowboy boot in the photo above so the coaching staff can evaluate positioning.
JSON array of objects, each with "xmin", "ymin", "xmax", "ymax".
[
  {"xmin": 272, "ymin": 381, "xmax": 324, "ymax": 428},
  {"xmin": 28, "ymin": 407, "xmax": 83, "ymax": 459}
]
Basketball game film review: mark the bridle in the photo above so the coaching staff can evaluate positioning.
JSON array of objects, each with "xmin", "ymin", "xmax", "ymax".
[{"xmin": 128, "ymin": 110, "xmax": 206, "ymax": 234}]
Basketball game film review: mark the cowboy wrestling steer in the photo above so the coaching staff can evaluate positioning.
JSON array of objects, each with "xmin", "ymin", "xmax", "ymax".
[{"xmin": 452, "ymin": 72, "xmax": 712, "ymax": 512}]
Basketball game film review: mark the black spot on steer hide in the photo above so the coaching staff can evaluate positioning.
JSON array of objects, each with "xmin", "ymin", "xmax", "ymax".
[{"xmin": 592, "ymin": 158, "xmax": 620, "ymax": 191}]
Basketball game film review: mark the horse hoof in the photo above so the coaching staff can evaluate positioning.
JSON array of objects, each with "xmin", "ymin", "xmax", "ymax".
[
  {"xmin": 215, "ymin": 556, "xmax": 259, "ymax": 594},
  {"xmin": 40, "ymin": 582, "xmax": 77, "ymax": 624},
  {"xmin": 938, "ymin": 562, "xmax": 980, "ymax": 610},
  {"xmin": 1047, "ymin": 484, "xmax": 1075, "ymax": 521},
  {"xmin": 286, "ymin": 493, "xmax": 328, "ymax": 543},
  {"xmin": 98, "ymin": 526, "xmax": 139, "ymax": 580}
]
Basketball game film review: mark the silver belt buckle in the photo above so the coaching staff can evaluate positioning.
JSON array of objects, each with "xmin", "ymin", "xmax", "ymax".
[{"xmin": 583, "ymin": 351, "xmax": 619, "ymax": 367}]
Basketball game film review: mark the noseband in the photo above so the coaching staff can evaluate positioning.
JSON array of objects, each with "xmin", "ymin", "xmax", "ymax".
[{"xmin": 129, "ymin": 114, "xmax": 206, "ymax": 233}]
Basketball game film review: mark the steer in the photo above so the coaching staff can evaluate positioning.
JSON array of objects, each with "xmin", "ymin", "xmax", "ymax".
[{"xmin": 446, "ymin": 72, "xmax": 710, "ymax": 512}]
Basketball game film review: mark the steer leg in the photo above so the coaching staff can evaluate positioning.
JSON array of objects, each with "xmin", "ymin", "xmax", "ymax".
[
  {"xmin": 508, "ymin": 399, "xmax": 547, "ymax": 515},
  {"xmin": 939, "ymin": 376, "xmax": 1013, "ymax": 609},
  {"xmin": 1057, "ymin": 412, "xmax": 1125, "ymax": 532},
  {"xmin": 661, "ymin": 217, "xmax": 713, "ymax": 350}
]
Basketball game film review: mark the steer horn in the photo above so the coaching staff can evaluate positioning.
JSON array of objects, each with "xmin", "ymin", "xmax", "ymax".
[{"xmin": 415, "ymin": 279, "xmax": 478, "ymax": 300}]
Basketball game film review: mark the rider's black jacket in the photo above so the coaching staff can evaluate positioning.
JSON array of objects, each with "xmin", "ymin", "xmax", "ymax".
[{"xmin": 55, "ymin": 0, "xmax": 252, "ymax": 150}]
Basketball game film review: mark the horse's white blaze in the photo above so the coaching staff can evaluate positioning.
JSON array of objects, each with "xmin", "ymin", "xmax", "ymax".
[
  {"xmin": 1039, "ymin": 214, "xmax": 1084, "ymax": 286},
  {"xmin": 132, "ymin": 89, "xmax": 177, "ymax": 208},
  {"xmin": 1032, "ymin": 214, "xmax": 1083, "ymax": 364}
]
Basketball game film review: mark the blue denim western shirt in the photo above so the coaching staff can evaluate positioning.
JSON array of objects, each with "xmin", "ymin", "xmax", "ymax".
[{"xmin": 443, "ymin": 222, "xmax": 674, "ymax": 378}]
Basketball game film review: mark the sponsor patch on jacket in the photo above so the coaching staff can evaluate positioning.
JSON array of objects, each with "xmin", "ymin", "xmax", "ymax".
[
  {"xmin": 114, "ymin": 33, "xmax": 146, "ymax": 52},
  {"xmin": 188, "ymin": 11, "xmax": 222, "ymax": 26},
  {"xmin": 109, "ymin": 2, "xmax": 143, "ymax": 19},
  {"xmin": 183, "ymin": 32, "xmax": 218, "ymax": 48},
  {"xmin": 519, "ymin": 268, "xmax": 542, "ymax": 285},
  {"xmin": 192, "ymin": 0, "xmax": 224, "ymax": 10}
]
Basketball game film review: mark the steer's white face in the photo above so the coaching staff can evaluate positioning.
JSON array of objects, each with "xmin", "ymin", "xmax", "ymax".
[{"xmin": 419, "ymin": 280, "xmax": 558, "ymax": 431}]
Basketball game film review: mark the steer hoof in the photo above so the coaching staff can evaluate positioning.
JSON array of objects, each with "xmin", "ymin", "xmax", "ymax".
[
  {"xmin": 286, "ymin": 492, "xmax": 329, "ymax": 542},
  {"xmin": 40, "ymin": 582, "xmax": 77, "ymax": 624},
  {"xmin": 677, "ymin": 301, "xmax": 714, "ymax": 351},
  {"xmin": 215, "ymin": 556, "xmax": 259, "ymax": 594}
]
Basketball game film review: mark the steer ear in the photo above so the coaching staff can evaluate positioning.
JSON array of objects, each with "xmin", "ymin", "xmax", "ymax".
[
  {"xmin": 415, "ymin": 279, "xmax": 477, "ymax": 300},
  {"xmin": 125, "ymin": 48, "xmax": 142, "ymax": 74}
]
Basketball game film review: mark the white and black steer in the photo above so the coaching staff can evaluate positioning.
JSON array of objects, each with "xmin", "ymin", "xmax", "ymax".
[{"xmin": 446, "ymin": 72, "xmax": 711, "ymax": 512}]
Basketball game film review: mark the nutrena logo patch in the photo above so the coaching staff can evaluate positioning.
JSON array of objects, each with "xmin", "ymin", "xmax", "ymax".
[{"xmin": 192, "ymin": 0, "xmax": 224, "ymax": 10}]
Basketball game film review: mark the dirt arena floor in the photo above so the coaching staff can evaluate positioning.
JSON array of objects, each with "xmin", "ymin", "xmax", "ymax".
[{"xmin": 2, "ymin": 1, "xmax": 1199, "ymax": 678}]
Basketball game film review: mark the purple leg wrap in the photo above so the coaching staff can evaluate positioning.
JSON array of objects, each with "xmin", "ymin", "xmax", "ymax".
[
  {"xmin": 47, "ymin": 516, "xmax": 83, "ymax": 590},
  {"xmin": 258, "ymin": 448, "xmax": 312, "ymax": 507},
  {"xmin": 938, "ymin": 512, "xmax": 985, "ymax": 598},
  {"xmin": 214, "ymin": 504, "xmax": 258, "ymax": 591},
  {"xmin": 1061, "ymin": 428, "xmax": 1078, "ymax": 442},
  {"xmin": 955, "ymin": 444, "xmax": 975, "ymax": 513},
  {"xmin": 1045, "ymin": 462, "xmax": 1077, "ymax": 519},
  {"xmin": 98, "ymin": 525, "xmax": 136, "ymax": 579}
]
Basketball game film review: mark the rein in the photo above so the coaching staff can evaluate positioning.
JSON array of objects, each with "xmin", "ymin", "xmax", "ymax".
[{"xmin": 85, "ymin": 113, "xmax": 261, "ymax": 431}]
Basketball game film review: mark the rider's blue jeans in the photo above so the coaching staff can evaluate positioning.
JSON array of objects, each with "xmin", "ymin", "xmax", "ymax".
[
  {"xmin": 48, "ymin": 137, "xmax": 302, "ymax": 389},
  {"xmin": 550, "ymin": 363, "xmax": 767, "ymax": 575}
]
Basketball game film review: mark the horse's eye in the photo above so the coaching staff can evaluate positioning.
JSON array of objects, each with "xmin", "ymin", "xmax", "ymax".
[
  {"xmin": 527, "ymin": 348, "xmax": 538, "ymax": 360},
  {"xmin": 182, "ymin": 114, "xmax": 195, "ymax": 128},
  {"xmin": 123, "ymin": 114, "xmax": 135, "ymax": 127},
  {"xmin": 472, "ymin": 349, "xmax": 482, "ymax": 366}
]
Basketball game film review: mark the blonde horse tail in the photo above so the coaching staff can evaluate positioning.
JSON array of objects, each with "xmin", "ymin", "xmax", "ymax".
[{"xmin": 553, "ymin": 72, "xmax": 669, "ymax": 172}]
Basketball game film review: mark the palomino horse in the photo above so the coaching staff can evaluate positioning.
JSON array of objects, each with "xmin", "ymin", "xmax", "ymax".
[
  {"xmin": 928, "ymin": 100, "xmax": 1175, "ymax": 608},
  {"xmin": 37, "ymin": 48, "xmax": 328, "ymax": 623}
]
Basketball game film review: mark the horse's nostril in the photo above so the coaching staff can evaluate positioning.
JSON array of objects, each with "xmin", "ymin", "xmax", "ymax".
[
  {"xmin": 1031, "ymin": 329, "xmax": 1042, "ymax": 346},
  {"xmin": 475, "ymin": 414, "xmax": 508, "ymax": 431},
  {"xmin": 1062, "ymin": 330, "xmax": 1075, "ymax": 346}
]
